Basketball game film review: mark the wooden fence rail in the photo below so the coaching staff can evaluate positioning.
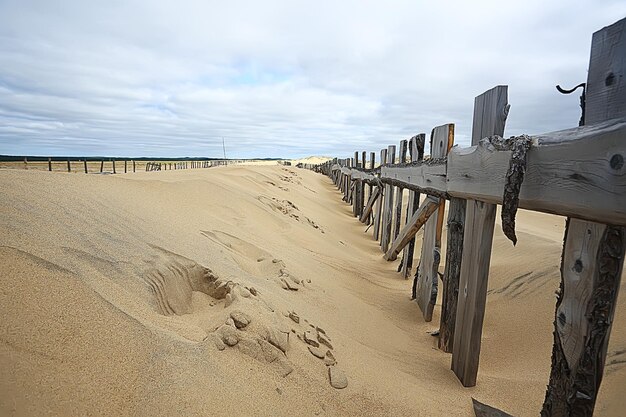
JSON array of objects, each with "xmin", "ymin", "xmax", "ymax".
[{"xmin": 303, "ymin": 17, "xmax": 626, "ymax": 416}]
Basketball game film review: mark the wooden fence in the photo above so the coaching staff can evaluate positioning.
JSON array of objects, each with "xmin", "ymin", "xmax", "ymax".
[
  {"xmin": 304, "ymin": 18, "xmax": 625, "ymax": 416},
  {"xmin": 8, "ymin": 158, "xmax": 239, "ymax": 173}
]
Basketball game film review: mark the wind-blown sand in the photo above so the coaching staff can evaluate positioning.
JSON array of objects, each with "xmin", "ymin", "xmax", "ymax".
[{"xmin": 0, "ymin": 165, "xmax": 624, "ymax": 416}]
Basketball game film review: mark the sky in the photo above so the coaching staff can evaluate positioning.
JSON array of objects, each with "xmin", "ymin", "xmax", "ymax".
[{"xmin": 0, "ymin": 1, "xmax": 624, "ymax": 159}]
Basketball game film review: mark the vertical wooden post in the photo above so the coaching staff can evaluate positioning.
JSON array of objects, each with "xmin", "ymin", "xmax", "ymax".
[
  {"xmin": 112, "ymin": 159, "xmax": 116, "ymax": 174},
  {"xmin": 353, "ymin": 152, "xmax": 360, "ymax": 216},
  {"xmin": 84, "ymin": 159, "xmax": 88, "ymax": 174},
  {"xmin": 100, "ymin": 160, "xmax": 104, "ymax": 173},
  {"xmin": 392, "ymin": 140, "xmax": 408, "ymax": 242},
  {"xmin": 542, "ymin": 18, "xmax": 626, "ymax": 416},
  {"xmin": 415, "ymin": 124, "xmax": 453, "ymax": 321},
  {"xmin": 124, "ymin": 160, "xmax": 127, "ymax": 173},
  {"xmin": 401, "ymin": 134, "xmax": 425, "ymax": 279},
  {"xmin": 373, "ymin": 148, "xmax": 386, "ymax": 241},
  {"xmin": 380, "ymin": 145, "xmax": 396, "ymax": 252},
  {"xmin": 48, "ymin": 157, "xmax": 52, "ymax": 172},
  {"xmin": 361, "ymin": 150, "xmax": 367, "ymax": 214},
  {"xmin": 23, "ymin": 157, "xmax": 27, "ymax": 169},
  {"xmin": 452, "ymin": 85, "xmax": 509, "ymax": 387},
  {"xmin": 67, "ymin": 159, "xmax": 71, "ymax": 172},
  {"xmin": 132, "ymin": 160, "xmax": 136, "ymax": 172},
  {"xmin": 369, "ymin": 151, "xmax": 375, "ymax": 213}
]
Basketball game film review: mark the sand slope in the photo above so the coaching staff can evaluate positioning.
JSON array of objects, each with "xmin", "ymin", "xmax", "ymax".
[{"xmin": 0, "ymin": 165, "xmax": 624, "ymax": 416}]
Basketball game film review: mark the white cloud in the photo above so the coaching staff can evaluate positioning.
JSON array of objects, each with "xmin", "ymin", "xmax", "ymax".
[{"xmin": 0, "ymin": 0, "xmax": 624, "ymax": 158}]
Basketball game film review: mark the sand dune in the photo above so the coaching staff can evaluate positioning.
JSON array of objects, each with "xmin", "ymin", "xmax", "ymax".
[{"xmin": 0, "ymin": 165, "xmax": 624, "ymax": 416}]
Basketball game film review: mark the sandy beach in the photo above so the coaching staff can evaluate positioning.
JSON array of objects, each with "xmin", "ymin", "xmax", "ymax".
[{"xmin": 1, "ymin": 164, "xmax": 624, "ymax": 416}]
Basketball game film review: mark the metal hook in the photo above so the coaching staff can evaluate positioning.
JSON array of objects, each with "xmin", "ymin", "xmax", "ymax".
[{"xmin": 556, "ymin": 83, "xmax": 586, "ymax": 126}]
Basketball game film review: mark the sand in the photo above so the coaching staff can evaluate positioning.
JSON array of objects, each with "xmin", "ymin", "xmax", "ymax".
[{"xmin": 0, "ymin": 164, "xmax": 624, "ymax": 416}]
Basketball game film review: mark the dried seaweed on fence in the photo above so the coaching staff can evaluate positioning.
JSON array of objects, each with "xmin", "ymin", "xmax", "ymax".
[{"xmin": 485, "ymin": 134, "xmax": 533, "ymax": 245}]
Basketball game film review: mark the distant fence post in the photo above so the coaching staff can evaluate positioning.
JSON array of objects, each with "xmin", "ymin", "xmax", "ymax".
[
  {"xmin": 48, "ymin": 157, "xmax": 52, "ymax": 172},
  {"xmin": 133, "ymin": 160, "xmax": 136, "ymax": 172},
  {"xmin": 67, "ymin": 159, "xmax": 71, "ymax": 172},
  {"xmin": 124, "ymin": 160, "xmax": 127, "ymax": 173},
  {"xmin": 100, "ymin": 160, "xmax": 104, "ymax": 173},
  {"xmin": 112, "ymin": 159, "xmax": 116, "ymax": 174},
  {"xmin": 84, "ymin": 159, "xmax": 88, "ymax": 174}
]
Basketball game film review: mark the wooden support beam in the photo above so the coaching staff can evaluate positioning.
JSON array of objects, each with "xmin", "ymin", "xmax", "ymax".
[
  {"xmin": 360, "ymin": 186, "xmax": 381, "ymax": 223},
  {"xmin": 452, "ymin": 85, "xmax": 509, "ymax": 387},
  {"xmin": 373, "ymin": 148, "xmax": 387, "ymax": 241},
  {"xmin": 380, "ymin": 145, "xmax": 396, "ymax": 252},
  {"xmin": 542, "ymin": 17, "xmax": 626, "ymax": 415},
  {"xmin": 392, "ymin": 140, "xmax": 408, "ymax": 242},
  {"xmin": 384, "ymin": 196, "xmax": 439, "ymax": 261},
  {"xmin": 401, "ymin": 134, "xmax": 425, "ymax": 279},
  {"xmin": 415, "ymin": 123, "xmax": 454, "ymax": 322}
]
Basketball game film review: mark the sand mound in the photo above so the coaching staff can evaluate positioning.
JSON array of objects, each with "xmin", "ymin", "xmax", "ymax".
[{"xmin": 0, "ymin": 166, "xmax": 624, "ymax": 416}]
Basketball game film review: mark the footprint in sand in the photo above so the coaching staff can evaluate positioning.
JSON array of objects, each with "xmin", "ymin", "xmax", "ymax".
[
  {"xmin": 201, "ymin": 230, "xmax": 308, "ymax": 292},
  {"xmin": 256, "ymin": 195, "xmax": 324, "ymax": 233}
]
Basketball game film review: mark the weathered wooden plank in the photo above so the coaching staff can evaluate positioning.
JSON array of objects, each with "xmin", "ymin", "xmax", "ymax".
[
  {"xmin": 373, "ymin": 148, "xmax": 387, "ymax": 241},
  {"xmin": 353, "ymin": 152, "xmax": 360, "ymax": 217},
  {"xmin": 380, "ymin": 145, "xmax": 397, "ymax": 252},
  {"xmin": 360, "ymin": 186, "xmax": 381, "ymax": 223},
  {"xmin": 361, "ymin": 151, "xmax": 367, "ymax": 215},
  {"xmin": 367, "ymin": 152, "xmax": 375, "ymax": 225},
  {"xmin": 472, "ymin": 398, "xmax": 513, "ymax": 417},
  {"xmin": 438, "ymin": 197, "xmax": 466, "ymax": 353},
  {"xmin": 415, "ymin": 123, "xmax": 453, "ymax": 321},
  {"xmin": 447, "ymin": 117, "xmax": 626, "ymax": 226},
  {"xmin": 380, "ymin": 162, "xmax": 446, "ymax": 196},
  {"xmin": 384, "ymin": 196, "xmax": 439, "ymax": 261},
  {"xmin": 401, "ymin": 134, "xmax": 425, "ymax": 279},
  {"xmin": 451, "ymin": 199, "xmax": 496, "ymax": 384},
  {"xmin": 585, "ymin": 18, "xmax": 626, "ymax": 124},
  {"xmin": 393, "ymin": 140, "xmax": 408, "ymax": 242},
  {"xmin": 452, "ymin": 85, "xmax": 509, "ymax": 387},
  {"xmin": 542, "ymin": 17, "xmax": 626, "ymax": 416}
]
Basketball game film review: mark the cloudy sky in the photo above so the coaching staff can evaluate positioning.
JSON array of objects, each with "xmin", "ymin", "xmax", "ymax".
[{"xmin": 0, "ymin": 1, "xmax": 624, "ymax": 158}]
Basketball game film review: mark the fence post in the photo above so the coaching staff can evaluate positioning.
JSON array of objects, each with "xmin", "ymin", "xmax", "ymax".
[
  {"xmin": 451, "ymin": 85, "xmax": 509, "ymax": 387},
  {"xmin": 373, "ymin": 148, "xmax": 387, "ymax": 241},
  {"xmin": 401, "ymin": 134, "xmax": 425, "ymax": 279},
  {"xmin": 541, "ymin": 18, "xmax": 626, "ymax": 415},
  {"xmin": 392, "ymin": 140, "xmax": 408, "ymax": 242},
  {"xmin": 124, "ymin": 160, "xmax": 127, "ymax": 173},
  {"xmin": 380, "ymin": 145, "xmax": 396, "ymax": 252},
  {"xmin": 414, "ymin": 124, "xmax": 453, "ymax": 321},
  {"xmin": 353, "ymin": 152, "xmax": 360, "ymax": 217},
  {"xmin": 84, "ymin": 159, "xmax": 88, "ymax": 174},
  {"xmin": 100, "ymin": 160, "xmax": 104, "ymax": 173},
  {"xmin": 67, "ymin": 159, "xmax": 71, "ymax": 172},
  {"xmin": 112, "ymin": 159, "xmax": 116, "ymax": 174},
  {"xmin": 48, "ymin": 157, "xmax": 52, "ymax": 172},
  {"xmin": 133, "ymin": 160, "xmax": 136, "ymax": 172}
]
